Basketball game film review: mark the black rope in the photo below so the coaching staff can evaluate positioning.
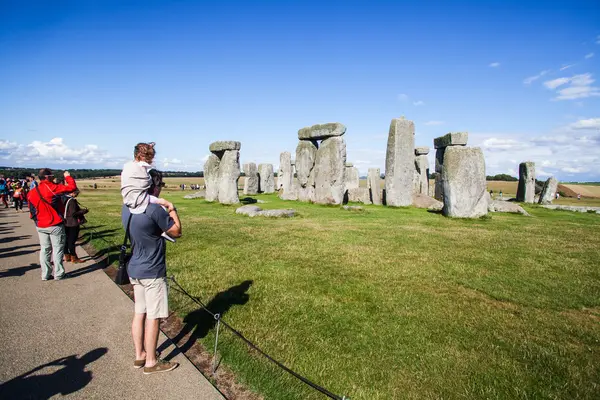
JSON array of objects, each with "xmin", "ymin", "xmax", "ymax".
[{"xmin": 168, "ymin": 276, "xmax": 347, "ymax": 400}]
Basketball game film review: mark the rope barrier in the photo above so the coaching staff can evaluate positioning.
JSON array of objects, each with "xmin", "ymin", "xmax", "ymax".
[{"xmin": 168, "ymin": 276, "xmax": 349, "ymax": 400}]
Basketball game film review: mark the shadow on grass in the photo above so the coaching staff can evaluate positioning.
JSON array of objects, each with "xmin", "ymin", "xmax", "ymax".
[
  {"xmin": 78, "ymin": 228, "xmax": 121, "ymax": 246},
  {"xmin": 160, "ymin": 280, "xmax": 253, "ymax": 360},
  {"xmin": 0, "ymin": 348, "xmax": 107, "ymax": 399}
]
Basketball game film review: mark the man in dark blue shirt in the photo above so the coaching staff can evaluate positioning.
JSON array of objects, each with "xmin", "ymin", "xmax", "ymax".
[{"xmin": 122, "ymin": 169, "xmax": 182, "ymax": 375}]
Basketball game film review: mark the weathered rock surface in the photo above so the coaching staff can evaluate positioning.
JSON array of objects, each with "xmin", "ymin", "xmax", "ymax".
[
  {"xmin": 516, "ymin": 161, "xmax": 536, "ymax": 203},
  {"xmin": 538, "ymin": 176, "xmax": 558, "ymax": 205},
  {"xmin": 281, "ymin": 180, "xmax": 299, "ymax": 201},
  {"xmin": 217, "ymin": 150, "xmax": 240, "ymax": 204},
  {"xmin": 243, "ymin": 163, "xmax": 259, "ymax": 195},
  {"xmin": 433, "ymin": 132, "xmax": 468, "ymax": 149},
  {"xmin": 414, "ymin": 154, "xmax": 429, "ymax": 195},
  {"xmin": 413, "ymin": 193, "xmax": 443, "ymax": 210},
  {"xmin": 368, "ymin": 168, "xmax": 382, "ymax": 205},
  {"xmin": 278, "ymin": 151, "xmax": 293, "ymax": 197},
  {"xmin": 442, "ymin": 147, "xmax": 488, "ymax": 218},
  {"xmin": 344, "ymin": 166, "xmax": 360, "ymax": 190},
  {"xmin": 204, "ymin": 154, "xmax": 221, "ymax": 202},
  {"xmin": 541, "ymin": 205, "xmax": 600, "ymax": 214},
  {"xmin": 415, "ymin": 146, "xmax": 430, "ymax": 155},
  {"xmin": 345, "ymin": 162, "xmax": 353, "ymax": 167},
  {"xmin": 183, "ymin": 190, "xmax": 206, "ymax": 199},
  {"xmin": 342, "ymin": 205, "xmax": 364, "ymax": 211},
  {"xmin": 295, "ymin": 140, "xmax": 318, "ymax": 187},
  {"xmin": 385, "ymin": 118, "xmax": 415, "ymax": 206},
  {"xmin": 346, "ymin": 187, "xmax": 371, "ymax": 204},
  {"xmin": 313, "ymin": 136, "xmax": 346, "ymax": 205},
  {"xmin": 298, "ymin": 123, "xmax": 346, "ymax": 140},
  {"xmin": 236, "ymin": 205, "xmax": 296, "ymax": 218},
  {"xmin": 488, "ymin": 200, "xmax": 530, "ymax": 216},
  {"xmin": 209, "ymin": 141, "xmax": 241, "ymax": 153},
  {"xmin": 257, "ymin": 163, "xmax": 275, "ymax": 193}
]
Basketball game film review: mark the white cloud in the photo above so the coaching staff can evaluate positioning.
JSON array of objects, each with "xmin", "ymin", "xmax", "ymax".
[
  {"xmin": 0, "ymin": 140, "xmax": 18, "ymax": 151},
  {"xmin": 523, "ymin": 70, "xmax": 550, "ymax": 85},
  {"xmin": 489, "ymin": 62, "xmax": 500, "ymax": 68},
  {"xmin": 560, "ymin": 64, "xmax": 575, "ymax": 71},
  {"xmin": 585, "ymin": 52, "xmax": 594, "ymax": 59},
  {"xmin": 397, "ymin": 93, "xmax": 409, "ymax": 102},
  {"xmin": 544, "ymin": 73, "xmax": 600, "ymax": 100},
  {"xmin": 413, "ymin": 100, "xmax": 425, "ymax": 106},
  {"xmin": 424, "ymin": 121, "xmax": 444, "ymax": 126},
  {"xmin": 569, "ymin": 118, "xmax": 600, "ymax": 130}
]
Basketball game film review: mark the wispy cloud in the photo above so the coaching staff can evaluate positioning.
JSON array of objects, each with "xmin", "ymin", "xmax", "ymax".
[
  {"xmin": 413, "ymin": 100, "xmax": 424, "ymax": 106},
  {"xmin": 560, "ymin": 64, "xmax": 575, "ymax": 71},
  {"xmin": 545, "ymin": 73, "xmax": 600, "ymax": 100},
  {"xmin": 397, "ymin": 93, "xmax": 409, "ymax": 102},
  {"xmin": 570, "ymin": 118, "xmax": 600, "ymax": 130},
  {"xmin": 424, "ymin": 121, "xmax": 444, "ymax": 126},
  {"xmin": 523, "ymin": 70, "xmax": 550, "ymax": 85},
  {"xmin": 489, "ymin": 62, "xmax": 500, "ymax": 68},
  {"xmin": 585, "ymin": 52, "xmax": 594, "ymax": 59}
]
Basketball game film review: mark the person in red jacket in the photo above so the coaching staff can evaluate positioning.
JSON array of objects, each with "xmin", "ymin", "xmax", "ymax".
[{"xmin": 28, "ymin": 168, "xmax": 78, "ymax": 281}]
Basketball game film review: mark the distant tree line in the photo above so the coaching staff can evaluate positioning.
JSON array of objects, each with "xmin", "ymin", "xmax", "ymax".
[
  {"xmin": 486, "ymin": 174, "xmax": 518, "ymax": 181},
  {"xmin": 0, "ymin": 166, "xmax": 203, "ymax": 179}
]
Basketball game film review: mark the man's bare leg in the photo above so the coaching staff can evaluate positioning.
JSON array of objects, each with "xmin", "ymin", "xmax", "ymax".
[
  {"xmin": 144, "ymin": 318, "xmax": 160, "ymax": 367},
  {"xmin": 132, "ymin": 313, "xmax": 146, "ymax": 360}
]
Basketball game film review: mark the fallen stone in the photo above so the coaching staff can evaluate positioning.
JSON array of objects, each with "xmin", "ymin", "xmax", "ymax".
[
  {"xmin": 209, "ymin": 141, "xmax": 241, "ymax": 153},
  {"xmin": 217, "ymin": 150, "xmax": 241, "ymax": 204},
  {"xmin": 488, "ymin": 200, "xmax": 530, "ymax": 216},
  {"xmin": 433, "ymin": 132, "xmax": 468, "ymax": 149},
  {"xmin": 346, "ymin": 187, "xmax": 371, "ymax": 204},
  {"xmin": 298, "ymin": 122, "xmax": 346, "ymax": 140},
  {"xmin": 538, "ymin": 176, "xmax": 558, "ymax": 205},
  {"xmin": 413, "ymin": 193, "xmax": 443, "ymax": 210},
  {"xmin": 367, "ymin": 168, "xmax": 382, "ymax": 205},
  {"xmin": 342, "ymin": 206, "xmax": 364, "ymax": 211},
  {"xmin": 243, "ymin": 163, "xmax": 259, "ymax": 195},
  {"xmin": 204, "ymin": 154, "xmax": 221, "ymax": 202},
  {"xmin": 258, "ymin": 163, "xmax": 275, "ymax": 193},
  {"xmin": 415, "ymin": 146, "xmax": 430, "ymax": 155},
  {"xmin": 442, "ymin": 146, "xmax": 488, "ymax": 218},
  {"xmin": 235, "ymin": 205, "xmax": 296, "ymax": 218},
  {"xmin": 183, "ymin": 190, "xmax": 206, "ymax": 199},
  {"xmin": 516, "ymin": 161, "xmax": 536, "ymax": 203},
  {"xmin": 385, "ymin": 117, "xmax": 415, "ymax": 207},
  {"xmin": 541, "ymin": 205, "xmax": 600, "ymax": 213},
  {"xmin": 313, "ymin": 136, "xmax": 346, "ymax": 205}
]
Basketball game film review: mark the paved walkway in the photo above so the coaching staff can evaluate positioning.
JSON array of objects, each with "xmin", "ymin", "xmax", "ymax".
[{"xmin": 0, "ymin": 206, "xmax": 225, "ymax": 400}]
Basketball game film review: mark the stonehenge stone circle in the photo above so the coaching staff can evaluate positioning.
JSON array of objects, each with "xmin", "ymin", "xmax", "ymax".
[
  {"xmin": 313, "ymin": 136, "xmax": 347, "ymax": 204},
  {"xmin": 538, "ymin": 176, "xmax": 559, "ymax": 205},
  {"xmin": 368, "ymin": 168, "xmax": 382, "ymax": 205},
  {"xmin": 204, "ymin": 154, "xmax": 221, "ymax": 202},
  {"xmin": 243, "ymin": 163, "xmax": 259, "ymax": 195},
  {"xmin": 442, "ymin": 146, "xmax": 488, "ymax": 218},
  {"xmin": 258, "ymin": 163, "xmax": 275, "ymax": 193},
  {"xmin": 217, "ymin": 149, "xmax": 241, "ymax": 204},
  {"xmin": 298, "ymin": 122, "xmax": 346, "ymax": 140},
  {"xmin": 516, "ymin": 161, "xmax": 536, "ymax": 203},
  {"xmin": 433, "ymin": 132, "xmax": 468, "ymax": 201},
  {"xmin": 385, "ymin": 117, "xmax": 415, "ymax": 207},
  {"xmin": 279, "ymin": 151, "xmax": 293, "ymax": 196}
]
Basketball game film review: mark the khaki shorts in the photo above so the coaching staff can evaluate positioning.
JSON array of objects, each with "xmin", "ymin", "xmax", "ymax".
[{"xmin": 130, "ymin": 277, "xmax": 169, "ymax": 320}]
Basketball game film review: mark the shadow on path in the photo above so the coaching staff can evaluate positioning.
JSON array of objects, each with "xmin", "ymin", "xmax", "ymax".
[
  {"xmin": 0, "ymin": 235, "xmax": 31, "ymax": 244},
  {"xmin": 0, "ymin": 263, "xmax": 38, "ymax": 278},
  {"xmin": 0, "ymin": 347, "xmax": 108, "ymax": 399},
  {"xmin": 159, "ymin": 280, "xmax": 253, "ymax": 360},
  {"xmin": 0, "ymin": 249, "xmax": 38, "ymax": 260}
]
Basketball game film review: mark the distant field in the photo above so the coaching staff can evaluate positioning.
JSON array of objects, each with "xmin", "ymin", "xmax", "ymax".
[{"xmin": 561, "ymin": 184, "xmax": 600, "ymax": 198}]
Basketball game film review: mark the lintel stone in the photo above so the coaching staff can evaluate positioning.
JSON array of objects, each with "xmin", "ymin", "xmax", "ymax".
[{"xmin": 433, "ymin": 132, "xmax": 468, "ymax": 149}]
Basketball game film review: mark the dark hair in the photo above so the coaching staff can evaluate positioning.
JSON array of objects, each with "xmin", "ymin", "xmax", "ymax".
[
  {"xmin": 148, "ymin": 169, "xmax": 164, "ymax": 193},
  {"xmin": 39, "ymin": 168, "xmax": 53, "ymax": 180},
  {"xmin": 134, "ymin": 142, "xmax": 156, "ymax": 163}
]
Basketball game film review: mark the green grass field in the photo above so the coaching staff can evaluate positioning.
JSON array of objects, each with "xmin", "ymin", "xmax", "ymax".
[{"xmin": 79, "ymin": 187, "xmax": 600, "ymax": 400}]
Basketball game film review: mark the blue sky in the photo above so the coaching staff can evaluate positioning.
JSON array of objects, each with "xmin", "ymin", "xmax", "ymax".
[{"xmin": 1, "ymin": 0, "xmax": 599, "ymax": 180}]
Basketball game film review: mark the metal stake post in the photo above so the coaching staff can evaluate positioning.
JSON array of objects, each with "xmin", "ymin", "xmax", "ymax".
[{"xmin": 212, "ymin": 313, "xmax": 221, "ymax": 374}]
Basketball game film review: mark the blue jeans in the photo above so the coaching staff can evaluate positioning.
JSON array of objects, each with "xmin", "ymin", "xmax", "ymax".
[{"xmin": 36, "ymin": 224, "xmax": 66, "ymax": 279}]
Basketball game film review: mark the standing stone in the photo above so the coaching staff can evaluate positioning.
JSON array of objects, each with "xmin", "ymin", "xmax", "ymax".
[
  {"xmin": 217, "ymin": 150, "xmax": 240, "ymax": 204},
  {"xmin": 538, "ymin": 176, "xmax": 558, "ymax": 205},
  {"xmin": 243, "ymin": 163, "xmax": 259, "ymax": 195},
  {"xmin": 368, "ymin": 168, "xmax": 382, "ymax": 205},
  {"xmin": 258, "ymin": 163, "xmax": 275, "ymax": 193},
  {"xmin": 385, "ymin": 117, "xmax": 415, "ymax": 207},
  {"xmin": 296, "ymin": 140, "xmax": 318, "ymax": 202},
  {"xmin": 204, "ymin": 154, "xmax": 220, "ymax": 202},
  {"xmin": 434, "ymin": 148, "xmax": 445, "ymax": 201},
  {"xmin": 347, "ymin": 188, "xmax": 371, "ymax": 204},
  {"xmin": 433, "ymin": 133, "xmax": 468, "ymax": 201},
  {"xmin": 279, "ymin": 151, "xmax": 293, "ymax": 196},
  {"xmin": 344, "ymin": 166, "xmax": 360, "ymax": 190},
  {"xmin": 313, "ymin": 136, "xmax": 346, "ymax": 205},
  {"xmin": 414, "ymin": 154, "xmax": 429, "ymax": 195},
  {"xmin": 442, "ymin": 147, "xmax": 488, "ymax": 218},
  {"xmin": 516, "ymin": 161, "xmax": 536, "ymax": 203}
]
